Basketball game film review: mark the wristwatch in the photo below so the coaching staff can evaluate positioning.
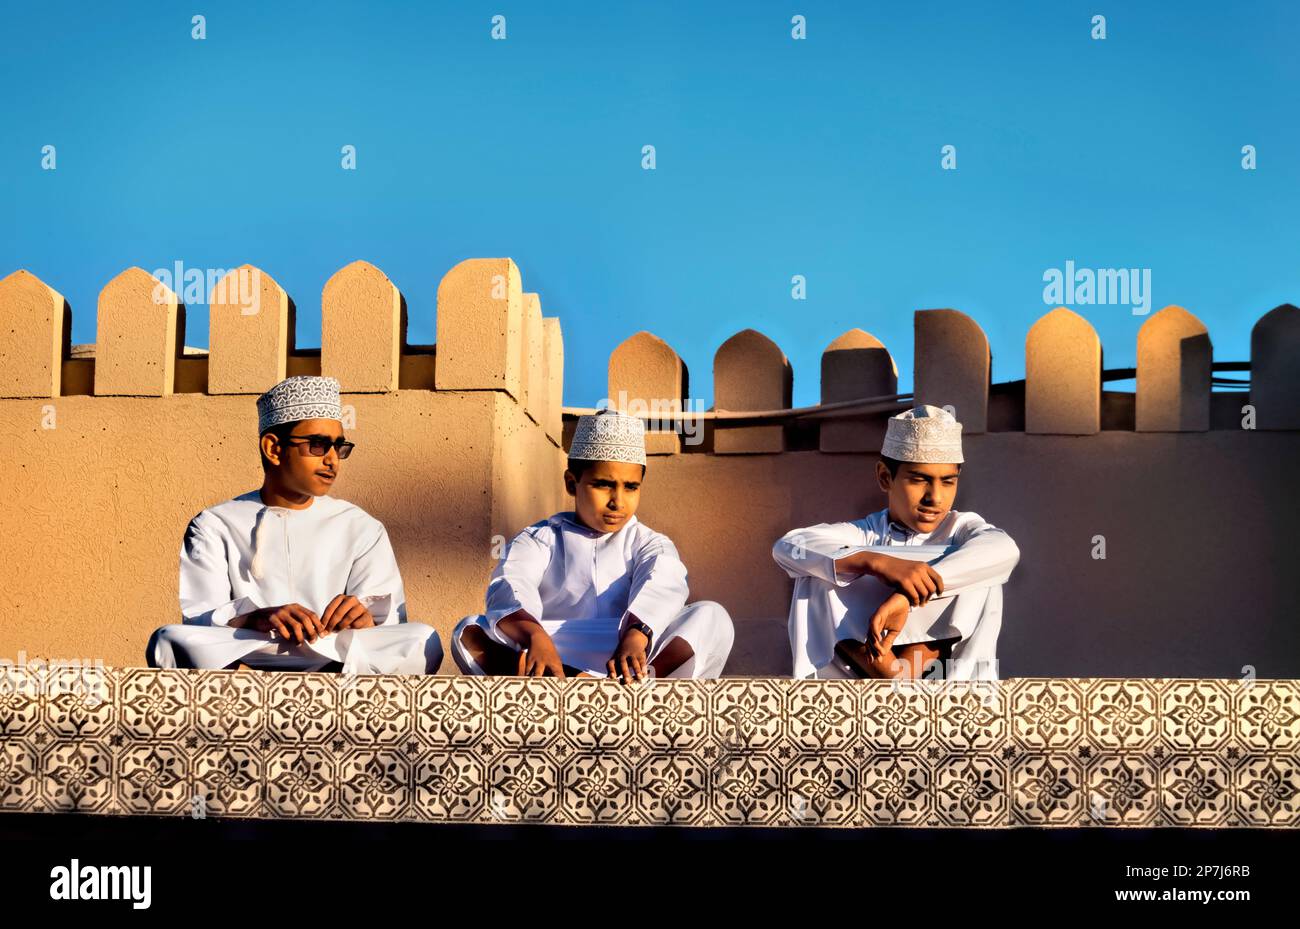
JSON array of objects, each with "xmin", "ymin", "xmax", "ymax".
[{"xmin": 625, "ymin": 618, "xmax": 654, "ymax": 649}]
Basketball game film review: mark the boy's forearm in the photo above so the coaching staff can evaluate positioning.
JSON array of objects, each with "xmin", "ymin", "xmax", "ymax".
[
  {"xmin": 833, "ymin": 550, "xmax": 878, "ymax": 582},
  {"xmin": 226, "ymin": 611, "xmax": 258, "ymax": 630},
  {"xmin": 496, "ymin": 609, "xmax": 545, "ymax": 646},
  {"xmin": 929, "ymin": 531, "xmax": 1020, "ymax": 597}
]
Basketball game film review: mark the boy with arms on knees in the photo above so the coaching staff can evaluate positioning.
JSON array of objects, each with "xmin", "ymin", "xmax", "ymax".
[
  {"xmin": 147, "ymin": 375, "xmax": 443, "ymax": 675},
  {"xmin": 772, "ymin": 405, "xmax": 1018, "ymax": 681},
  {"xmin": 453, "ymin": 409, "xmax": 733, "ymax": 681}
]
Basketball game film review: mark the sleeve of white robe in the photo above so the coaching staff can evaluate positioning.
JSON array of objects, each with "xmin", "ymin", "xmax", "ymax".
[
  {"xmin": 621, "ymin": 532, "xmax": 690, "ymax": 642},
  {"xmin": 344, "ymin": 523, "xmax": 408, "ymax": 625},
  {"xmin": 178, "ymin": 514, "xmax": 261, "ymax": 626},
  {"xmin": 484, "ymin": 527, "xmax": 551, "ymax": 635},
  {"xmin": 929, "ymin": 516, "xmax": 1020, "ymax": 598},
  {"xmin": 771, "ymin": 521, "xmax": 870, "ymax": 586}
]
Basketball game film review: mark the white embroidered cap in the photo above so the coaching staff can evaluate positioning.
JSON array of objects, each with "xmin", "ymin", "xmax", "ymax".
[
  {"xmin": 568, "ymin": 409, "xmax": 646, "ymax": 466},
  {"xmin": 881, "ymin": 404, "xmax": 964, "ymax": 463},
  {"xmin": 256, "ymin": 376, "xmax": 343, "ymax": 434}
]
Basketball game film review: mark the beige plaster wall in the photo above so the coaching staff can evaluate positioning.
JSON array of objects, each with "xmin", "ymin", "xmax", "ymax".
[{"xmin": 0, "ymin": 390, "xmax": 562, "ymax": 669}]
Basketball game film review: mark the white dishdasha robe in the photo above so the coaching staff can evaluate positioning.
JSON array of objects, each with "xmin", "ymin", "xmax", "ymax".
[
  {"xmin": 452, "ymin": 512, "xmax": 733, "ymax": 678},
  {"xmin": 147, "ymin": 490, "xmax": 442, "ymax": 674}
]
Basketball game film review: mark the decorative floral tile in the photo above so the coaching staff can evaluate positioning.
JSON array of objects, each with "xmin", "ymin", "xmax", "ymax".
[
  {"xmin": 0, "ymin": 739, "xmax": 40, "ymax": 811},
  {"xmin": 712, "ymin": 680, "xmax": 785, "ymax": 749},
  {"xmin": 41, "ymin": 666, "xmax": 115, "ymax": 740},
  {"xmin": 1087, "ymin": 680, "xmax": 1160, "ymax": 750},
  {"xmin": 1235, "ymin": 682, "xmax": 1300, "ymax": 753},
  {"xmin": 935, "ymin": 683, "xmax": 1007, "ymax": 753},
  {"xmin": 711, "ymin": 751, "xmax": 784, "ymax": 825},
  {"xmin": 1085, "ymin": 753, "xmax": 1160, "ymax": 826},
  {"xmin": 414, "ymin": 678, "xmax": 486, "ymax": 748},
  {"xmin": 0, "ymin": 682, "xmax": 43, "ymax": 740},
  {"xmin": 484, "ymin": 751, "xmax": 560, "ymax": 822},
  {"xmin": 41, "ymin": 740, "xmax": 115, "ymax": 813},
  {"xmin": 1011, "ymin": 752, "xmax": 1085, "ymax": 826},
  {"xmin": 264, "ymin": 747, "xmax": 337, "ymax": 819},
  {"xmin": 336, "ymin": 748, "xmax": 410, "ymax": 820},
  {"xmin": 413, "ymin": 750, "xmax": 484, "ymax": 822},
  {"xmin": 193, "ymin": 671, "xmax": 264, "ymax": 743},
  {"xmin": 1160, "ymin": 680, "xmax": 1233, "ymax": 751},
  {"xmin": 786, "ymin": 751, "xmax": 858, "ymax": 826},
  {"xmin": 265, "ymin": 674, "xmax": 338, "ymax": 744},
  {"xmin": 635, "ymin": 681, "xmax": 710, "ymax": 751},
  {"xmin": 118, "ymin": 743, "xmax": 189, "ymax": 814},
  {"xmin": 934, "ymin": 755, "xmax": 1006, "ymax": 826},
  {"xmin": 340, "ymin": 676, "xmax": 412, "ymax": 745},
  {"xmin": 120, "ymin": 670, "xmax": 191, "ymax": 741},
  {"xmin": 861, "ymin": 752, "xmax": 931, "ymax": 825},
  {"xmin": 562, "ymin": 681, "xmax": 636, "ymax": 751},
  {"xmin": 1233, "ymin": 754, "xmax": 1299, "ymax": 827},
  {"xmin": 635, "ymin": 754, "xmax": 710, "ymax": 825},
  {"xmin": 560, "ymin": 752, "xmax": 636, "ymax": 824},
  {"xmin": 861, "ymin": 681, "xmax": 933, "ymax": 752},
  {"xmin": 488, "ymin": 679, "xmax": 562, "ymax": 749},
  {"xmin": 1159, "ymin": 754, "xmax": 1234, "ymax": 826},
  {"xmin": 1011, "ymin": 680, "xmax": 1085, "ymax": 750},
  {"xmin": 787, "ymin": 682, "xmax": 858, "ymax": 751},
  {"xmin": 192, "ymin": 744, "xmax": 262, "ymax": 817}
]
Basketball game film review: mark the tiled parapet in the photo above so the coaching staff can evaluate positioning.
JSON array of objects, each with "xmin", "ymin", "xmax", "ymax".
[{"xmin": 1, "ymin": 669, "xmax": 1296, "ymax": 828}]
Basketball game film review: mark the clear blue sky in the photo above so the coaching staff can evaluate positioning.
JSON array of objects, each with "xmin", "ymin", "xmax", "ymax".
[{"xmin": 2, "ymin": 1, "xmax": 1296, "ymax": 406}]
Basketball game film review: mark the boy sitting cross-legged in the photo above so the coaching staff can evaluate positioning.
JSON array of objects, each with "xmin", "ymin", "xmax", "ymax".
[
  {"xmin": 147, "ymin": 375, "xmax": 443, "ymax": 675},
  {"xmin": 452, "ymin": 409, "xmax": 734, "ymax": 681}
]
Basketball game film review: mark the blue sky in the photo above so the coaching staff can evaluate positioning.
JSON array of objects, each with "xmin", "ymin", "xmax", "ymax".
[{"xmin": 2, "ymin": 1, "xmax": 1296, "ymax": 406}]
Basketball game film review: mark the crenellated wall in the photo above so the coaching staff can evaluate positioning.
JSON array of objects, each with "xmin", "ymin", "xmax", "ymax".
[
  {"xmin": 595, "ymin": 305, "xmax": 1300, "ymax": 678},
  {"xmin": 0, "ymin": 259, "xmax": 567, "ymax": 668},
  {"xmin": 1, "ymin": 263, "xmax": 1298, "ymax": 679}
]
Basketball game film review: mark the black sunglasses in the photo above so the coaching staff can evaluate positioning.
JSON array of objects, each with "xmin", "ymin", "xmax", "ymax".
[{"xmin": 283, "ymin": 434, "xmax": 355, "ymax": 459}]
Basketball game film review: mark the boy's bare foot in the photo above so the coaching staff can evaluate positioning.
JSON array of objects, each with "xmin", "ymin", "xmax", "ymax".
[
  {"xmin": 894, "ymin": 636, "xmax": 960, "ymax": 676},
  {"xmin": 834, "ymin": 636, "xmax": 961, "ymax": 678}
]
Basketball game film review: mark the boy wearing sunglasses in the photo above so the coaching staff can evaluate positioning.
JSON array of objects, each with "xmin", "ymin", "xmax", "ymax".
[{"xmin": 146, "ymin": 375, "xmax": 443, "ymax": 675}]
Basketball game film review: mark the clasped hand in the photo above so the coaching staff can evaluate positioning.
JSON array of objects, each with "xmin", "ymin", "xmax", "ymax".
[{"xmin": 234, "ymin": 594, "xmax": 374, "ymax": 644}]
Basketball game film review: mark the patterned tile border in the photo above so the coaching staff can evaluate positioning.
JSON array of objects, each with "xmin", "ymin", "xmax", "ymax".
[{"xmin": 0, "ymin": 669, "xmax": 1297, "ymax": 827}]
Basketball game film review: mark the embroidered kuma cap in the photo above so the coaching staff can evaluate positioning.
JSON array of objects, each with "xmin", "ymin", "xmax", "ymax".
[
  {"xmin": 881, "ymin": 404, "xmax": 964, "ymax": 463},
  {"xmin": 256, "ymin": 376, "xmax": 343, "ymax": 434},
  {"xmin": 568, "ymin": 409, "xmax": 646, "ymax": 466}
]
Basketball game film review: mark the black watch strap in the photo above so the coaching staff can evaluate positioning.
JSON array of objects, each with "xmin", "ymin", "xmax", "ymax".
[{"xmin": 626, "ymin": 619, "xmax": 654, "ymax": 648}]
